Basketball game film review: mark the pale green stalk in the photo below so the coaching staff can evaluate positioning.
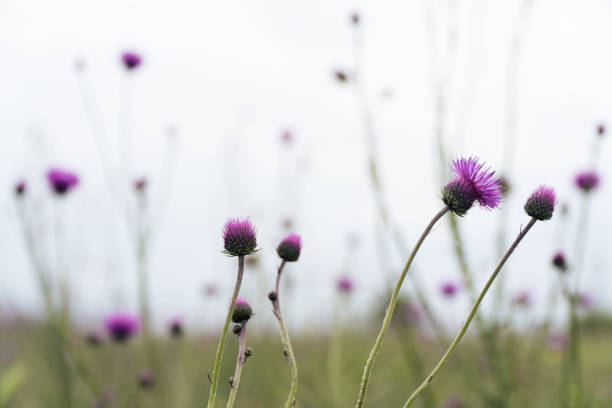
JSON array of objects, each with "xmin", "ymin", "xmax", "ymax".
[
  {"xmin": 354, "ymin": 206, "xmax": 449, "ymax": 408},
  {"xmin": 226, "ymin": 321, "xmax": 248, "ymax": 408},
  {"xmin": 403, "ymin": 218, "xmax": 537, "ymax": 408},
  {"xmin": 328, "ymin": 297, "xmax": 343, "ymax": 407},
  {"xmin": 207, "ymin": 256, "xmax": 245, "ymax": 408}
]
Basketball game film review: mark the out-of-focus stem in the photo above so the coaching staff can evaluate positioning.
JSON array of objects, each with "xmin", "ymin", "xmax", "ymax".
[
  {"xmin": 207, "ymin": 256, "xmax": 244, "ymax": 408},
  {"xmin": 226, "ymin": 321, "xmax": 248, "ymax": 408},
  {"xmin": 354, "ymin": 206, "xmax": 449, "ymax": 408},
  {"xmin": 271, "ymin": 260, "xmax": 299, "ymax": 408},
  {"xmin": 328, "ymin": 297, "xmax": 343, "ymax": 408},
  {"xmin": 403, "ymin": 218, "xmax": 537, "ymax": 408}
]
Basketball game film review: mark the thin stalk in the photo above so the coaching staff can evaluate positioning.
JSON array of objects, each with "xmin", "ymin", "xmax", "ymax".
[
  {"xmin": 271, "ymin": 260, "xmax": 299, "ymax": 408},
  {"xmin": 354, "ymin": 206, "xmax": 449, "ymax": 408},
  {"xmin": 328, "ymin": 297, "xmax": 343, "ymax": 408},
  {"xmin": 403, "ymin": 218, "xmax": 537, "ymax": 408},
  {"xmin": 226, "ymin": 321, "xmax": 248, "ymax": 408},
  {"xmin": 207, "ymin": 256, "xmax": 245, "ymax": 408}
]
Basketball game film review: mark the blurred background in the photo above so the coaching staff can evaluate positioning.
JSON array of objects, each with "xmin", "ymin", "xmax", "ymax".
[{"xmin": 1, "ymin": 0, "xmax": 612, "ymax": 407}]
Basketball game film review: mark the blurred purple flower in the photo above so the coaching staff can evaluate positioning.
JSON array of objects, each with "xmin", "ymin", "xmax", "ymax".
[
  {"xmin": 578, "ymin": 293, "xmax": 595, "ymax": 309},
  {"xmin": 337, "ymin": 276, "xmax": 354, "ymax": 293},
  {"xmin": 401, "ymin": 301, "xmax": 422, "ymax": 326},
  {"xmin": 121, "ymin": 51, "xmax": 142, "ymax": 71},
  {"xmin": 548, "ymin": 330, "xmax": 568, "ymax": 351},
  {"xmin": 46, "ymin": 168, "xmax": 79, "ymax": 196},
  {"xmin": 333, "ymin": 70, "xmax": 348, "ymax": 83},
  {"xmin": 104, "ymin": 312, "xmax": 139, "ymax": 343},
  {"xmin": 350, "ymin": 12, "xmax": 360, "ymax": 25},
  {"xmin": 281, "ymin": 129, "xmax": 294, "ymax": 144},
  {"xmin": 203, "ymin": 283, "xmax": 219, "ymax": 297},
  {"xmin": 552, "ymin": 251, "xmax": 568, "ymax": 272},
  {"xmin": 134, "ymin": 177, "xmax": 147, "ymax": 193},
  {"xmin": 168, "ymin": 317, "xmax": 183, "ymax": 338},
  {"xmin": 440, "ymin": 281, "xmax": 459, "ymax": 298},
  {"xmin": 138, "ymin": 369, "xmax": 154, "ymax": 389},
  {"xmin": 85, "ymin": 331, "xmax": 103, "ymax": 347},
  {"xmin": 574, "ymin": 171, "xmax": 600, "ymax": 193},
  {"xmin": 14, "ymin": 180, "xmax": 26, "ymax": 197},
  {"xmin": 597, "ymin": 123, "xmax": 606, "ymax": 136},
  {"xmin": 512, "ymin": 290, "xmax": 532, "ymax": 308}
]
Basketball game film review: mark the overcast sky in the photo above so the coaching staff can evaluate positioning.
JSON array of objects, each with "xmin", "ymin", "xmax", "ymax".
[{"xmin": 1, "ymin": 0, "xmax": 611, "ymax": 333}]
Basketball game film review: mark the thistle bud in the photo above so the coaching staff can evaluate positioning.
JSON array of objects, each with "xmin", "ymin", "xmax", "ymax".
[
  {"xmin": 277, "ymin": 233, "xmax": 302, "ymax": 262},
  {"xmin": 524, "ymin": 186, "xmax": 556, "ymax": 221},
  {"xmin": 232, "ymin": 297, "xmax": 253, "ymax": 323}
]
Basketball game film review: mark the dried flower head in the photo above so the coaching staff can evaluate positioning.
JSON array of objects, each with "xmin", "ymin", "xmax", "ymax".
[
  {"xmin": 277, "ymin": 233, "xmax": 302, "ymax": 262},
  {"xmin": 574, "ymin": 171, "xmax": 600, "ymax": 193},
  {"xmin": 232, "ymin": 297, "xmax": 253, "ymax": 323},
  {"xmin": 223, "ymin": 218, "xmax": 258, "ymax": 257},
  {"xmin": 441, "ymin": 157, "xmax": 502, "ymax": 216},
  {"xmin": 552, "ymin": 251, "xmax": 568, "ymax": 272},
  {"xmin": 46, "ymin": 168, "xmax": 79, "ymax": 196},
  {"xmin": 121, "ymin": 51, "xmax": 142, "ymax": 70},
  {"xmin": 524, "ymin": 185, "xmax": 556, "ymax": 221},
  {"xmin": 104, "ymin": 312, "xmax": 139, "ymax": 343}
]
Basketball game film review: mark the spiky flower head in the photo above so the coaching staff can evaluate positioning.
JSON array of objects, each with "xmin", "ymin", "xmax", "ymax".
[
  {"xmin": 441, "ymin": 157, "xmax": 502, "ymax": 216},
  {"xmin": 121, "ymin": 51, "xmax": 142, "ymax": 70},
  {"xmin": 524, "ymin": 185, "xmax": 556, "ymax": 221},
  {"xmin": 337, "ymin": 276, "xmax": 354, "ymax": 293},
  {"xmin": 440, "ymin": 281, "xmax": 459, "ymax": 298},
  {"xmin": 552, "ymin": 251, "xmax": 568, "ymax": 272},
  {"xmin": 223, "ymin": 218, "xmax": 258, "ymax": 257},
  {"xmin": 104, "ymin": 312, "xmax": 139, "ymax": 343},
  {"xmin": 277, "ymin": 233, "xmax": 302, "ymax": 262},
  {"xmin": 46, "ymin": 168, "xmax": 79, "ymax": 196},
  {"xmin": 232, "ymin": 297, "xmax": 253, "ymax": 323},
  {"xmin": 574, "ymin": 171, "xmax": 600, "ymax": 193}
]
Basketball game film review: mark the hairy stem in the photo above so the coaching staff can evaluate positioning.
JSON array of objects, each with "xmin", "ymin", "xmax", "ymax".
[
  {"xmin": 207, "ymin": 256, "xmax": 244, "ymax": 408},
  {"xmin": 354, "ymin": 206, "xmax": 449, "ymax": 408},
  {"xmin": 403, "ymin": 218, "xmax": 537, "ymax": 408}
]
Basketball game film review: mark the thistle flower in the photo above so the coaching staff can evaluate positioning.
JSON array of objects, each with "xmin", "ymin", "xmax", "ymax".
[
  {"xmin": 574, "ymin": 171, "xmax": 600, "ymax": 193},
  {"xmin": 512, "ymin": 290, "xmax": 532, "ymax": 307},
  {"xmin": 46, "ymin": 168, "xmax": 79, "ymax": 196},
  {"xmin": 337, "ymin": 276, "xmax": 354, "ymax": 293},
  {"xmin": 440, "ymin": 281, "xmax": 459, "ymax": 298},
  {"xmin": 202, "ymin": 283, "xmax": 219, "ymax": 297},
  {"xmin": 168, "ymin": 317, "xmax": 183, "ymax": 338},
  {"xmin": 134, "ymin": 177, "xmax": 147, "ymax": 193},
  {"xmin": 524, "ymin": 185, "xmax": 556, "ymax": 221},
  {"xmin": 277, "ymin": 233, "xmax": 302, "ymax": 262},
  {"xmin": 223, "ymin": 218, "xmax": 258, "ymax": 257},
  {"xmin": 232, "ymin": 297, "xmax": 253, "ymax": 323},
  {"xmin": 597, "ymin": 123, "xmax": 605, "ymax": 136},
  {"xmin": 85, "ymin": 331, "xmax": 103, "ymax": 347},
  {"xmin": 137, "ymin": 369, "xmax": 154, "ymax": 389},
  {"xmin": 104, "ymin": 312, "xmax": 139, "ymax": 343},
  {"xmin": 441, "ymin": 157, "xmax": 502, "ymax": 216},
  {"xmin": 281, "ymin": 129, "xmax": 294, "ymax": 144},
  {"xmin": 334, "ymin": 70, "xmax": 348, "ymax": 83},
  {"xmin": 578, "ymin": 293, "xmax": 594, "ymax": 309},
  {"xmin": 14, "ymin": 180, "xmax": 26, "ymax": 197},
  {"xmin": 350, "ymin": 12, "xmax": 360, "ymax": 25},
  {"xmin": 121, "ymin": 51, "xmax": 142, "ymax": 70},
  {"xmin": 552, "ymin": 251, "xmax": 568, "ymax": 272}
]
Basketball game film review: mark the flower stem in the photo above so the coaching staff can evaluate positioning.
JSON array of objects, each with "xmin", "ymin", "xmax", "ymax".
[
  {"xmin": 207, "ymin": 256, "xmax": 245, "ymax": 408},
  {"xmin": 402, "ymin": 217, "xmax": 537, "ymax": 408},
  {"xmin": 271, "ymin": 260, "xmax": 299, "ymax": 407},
  {"xmin": 226, "ymin": 321, "xmax": 248, "ymax": 408},
  {"xmin": 354, "ymin": 206, "xmax": 449, "ymax": 408}
]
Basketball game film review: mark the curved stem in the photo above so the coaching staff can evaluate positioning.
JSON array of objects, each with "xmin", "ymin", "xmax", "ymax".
[
  {"xmin": 226, "ymin": 321, "xmax": 248, "ymax": 408},
  {"xmin": 403, "ymin": 218, "xmax": 537, "ymax": 408},
  {"xmin": 354, "ymin": 206, "xmax": 449, "ymax": 408},
  {"xmin": 207, "ymin": 256, "xmax": 245, "ymax": 408},
  {"xmin": 271, "ymin": 260, "xmax": 299, "ymax": 407}
]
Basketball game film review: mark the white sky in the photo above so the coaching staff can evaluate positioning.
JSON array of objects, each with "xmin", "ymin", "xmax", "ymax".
[{"xmin": 1, "ymin": 0, "xmax": 612, "ymax": 333}]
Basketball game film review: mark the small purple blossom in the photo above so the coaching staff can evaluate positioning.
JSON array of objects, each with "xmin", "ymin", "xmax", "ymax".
[
  {"xmin": 597, "ymin": 123, "xmax": 606, "ymax": 136},
  {"xmin": 548, "ymin": 331, "xmax": 568, "ymax": 351},
  {"xmin": 334, "ymin": 70, "xmax": 348, "ymax": 83},
  {"xmin": 203, "ymin": 283, "xmax": 219, "ymax": 297},
  {"xmin": 223, "ymin": 218, "xmax": 258, "ymax": 257},
  {"xmin": 512, "ymin": 290, "xmax": 532, "ymax": 307},
  {"xmin": 524, "ymin": 185, "xmax": 556, "ymax": 221},
  {"xmin": 121, "ymin": 51, "xmax": 142, "ymax": 70},
  {"xmin": 578, "ymin": 293, "xmax": 595, "ymax": 309},
  {"xmin": 14, "ymin": 180, "xmax": 26, "ymax": 197},
  {"xmin": 350, "ymin": 12, "xmax": 360, "ymax": 25},
  {"xmin": 281, "ymin": 129, "xmax": 294, "ymax": 144},
  {"xmin": 440, "ymin": 281, "xmax": 459, "ymax": 298},
  {"xmin": 134, "ymin": 177, "xmax": 147, "ymax": 193},
  {"xmin": 277, "ymin": 233, "xmax": 302, "ymax": 262},
  {"xmin": 574, "ymin": 171, "xmax": 600, "ymax": 193},
  {"xmin": 46, "ymin": 168, "xmax": 79, "ymax": 196},
  {"xmin": 137, "ymin": 369, "xmax": 154, "ymax": 389},
  {"xmin": 337, "ymin": 276, "xmax": 354, "ymax": 293},
  {"xmin": 552, "ymin": 251, "xmax": 568, "ymax": 272},
  {"xmin": 104, "ymin": 312, "xmax": 139, "ymax": 343},
  {"xmin": 442, "ymin": 157, "xmax": 502, "ymax": 216}
]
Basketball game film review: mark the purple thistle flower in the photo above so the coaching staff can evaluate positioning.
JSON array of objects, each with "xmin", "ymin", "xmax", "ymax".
[
  {"xmin": 524, "ymin": 185, "xmax": 556, "ymax": 221},
  {"xmin": 281, "ymin": 129, "xmax": 294, "ymax": 144},
  {"xmin": 104, "ymin": 312, "xmax": 139, "ymax": 343},
  {"xmin": 168, "ymin": 317, "xmax": 183, "ymax": 338},
  {"xmin": 441, "ymin": 156, "xmax": 502, "ymax": 216},
  {"xmin": 277, "ymin": 233, "xmax": 302, "ymax": 262},
  {"xmin": 137, "ymin": 369, "xmax": 154, "ymax": 389},
  {"xmin": 46, "ymin": 168, "xmax": 79, "ymax": 196},
  {"xmin": 334, "ymin": 70, "xmax": 348, "ymax": 83},
  {"xmin": 14, "ymin": 180, "xmax": 26, "ymax": 197},
  {"xmin": 232, "ymin": 297, "xmax": 253, "ymax": 323},
  {"xmin": 440, "ymin": 281, "xmax": 459, "ymax": 298},
  {"xmin": 121, "ymin": 51, "xmax": 142, "ymax": 70},
  {"xmin": 574, "ymin": 171, "xmax": 600, "ymax": 193},
  {"xmin": 203, "ymin": 283, "xmax": 219, "ymax": 297},
  {"xmin": 552, "ymin": 251, "xmax": 568, "ymax": 272},
  {"xmin": 578, "ymin": 293, "xmax": 595, "ymax": 309},
  {"xmin": 133, "ymin": 177, "xmax": 147, "ymax": 193},
  {"xmin": 597, "ymin": 123, "xmax": 605, "ymax": 136},
  {"xmin": 337, "ymin": 276, "xmax": 354, "ymax": 293},
  {"xmin": 512, "ymin": 290, "xmax": 532, "ymax": 307},
  {"xmin": 350, "ymin": 12, "xmax": 360, "ymax": 25},
  {"xmin": 223, "ymin": 218, "xmax": 258, "ymax": 257}
]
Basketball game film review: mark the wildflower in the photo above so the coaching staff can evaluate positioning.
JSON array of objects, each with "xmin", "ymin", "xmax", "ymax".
[
  {"xmin": 134, "ymin": 177, "xmax": 147, "ymax": 193},
  {"xmin": 334, "ymin": 70, "xmax": 348, "ymax": 83},
  {"xmin": 223, "ymin": 218, "xmax": 258, "ymax": 257},
  {"xmin": 440, "ymin": 281, "xmax": 459, "ymax": 298},
  {"xmin": 104, "ymin": 312, "xmax": 139, "ymax": 343},
  {"xmin": 137, "ymin": 369, "xmax": 154, "ymax": 389},
  {"xmin": 14, "ymin": 180, "xmax": 26, "ymax": 197},
  {"xmin": 548, "ymin": 331, "xmax": 568, "ymax": 351},
  {"xmin": 85, "ymin": 331, "xmax": 102, "ymax": 347},
  {"xmin": 281, "ymin": 129, "xmax": 293, "ymax": 144},
  {"xmin": 578, "ymin": 293, "xmax": 594, "ymax": 309},
  {"xmin": 169, "ymin": 317, "xmax": 183, "ymax": 338},
  {"xmin": 231, "ymin": 297, "xmax": 253, "ymax": 323},
  {"xmin": 552, "ymin": 251, "xmax": 568, "ymax": 272},
  {"xmin": 337, "ymin": 276, "xmax": 354, "ymax": 293},
  {"xmin": 512, "ymin": 290, "xmax": 532, "ymax": 307},
  {"xmin": 121, "ymin": 51, "xmax": 142, "ymax": 70},
  {"xmin": 574, "ymin": 171, "xmax": 600, "ymax": 193},
  {"xmin": 203, "ymin": 283, "xmax": 219, "ymax": 297},
  {"xmin": 597, "ymin": 123, "xmax": 605, "ymax": 136},
  {"xmin": 350, "ymin": 12, "xmax": 360, "ymax": 25},
  {"xmin": 277, "ymin": 233, "xmax": 302, "ymax": 262},
  {"xmin": 441, "ymin": 157, "xmax": 502, "ymax": 216},
  {"xmin": 524, "ymin": 185, "xmax": 556, "ymax": 221},
  {"xmin": 46, "ymin": 168, "xmax": 79, "ymax": 196}
]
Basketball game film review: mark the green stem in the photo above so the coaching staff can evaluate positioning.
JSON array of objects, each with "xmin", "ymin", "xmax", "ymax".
[
  {"xmin": 226, "ymin": 321, "xmax": 248, "ymax": 408},
  {"xmin": 354, "ymin": 206, "xmax": 449, "ymax": 408},
  {"xmin": 403, "ymin": 217, "xmax": 537, "ymax": 408},
  {"xmin": 328, "ymin": 297, "xmax": 343, "ymax": 408},
  {"xmin": 272, "ymin": 260, "xmax": 299, "ymax": 408},
  {"xmin": 207, "ymin": 256, "xmax": 245, "ymax": 408}
]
